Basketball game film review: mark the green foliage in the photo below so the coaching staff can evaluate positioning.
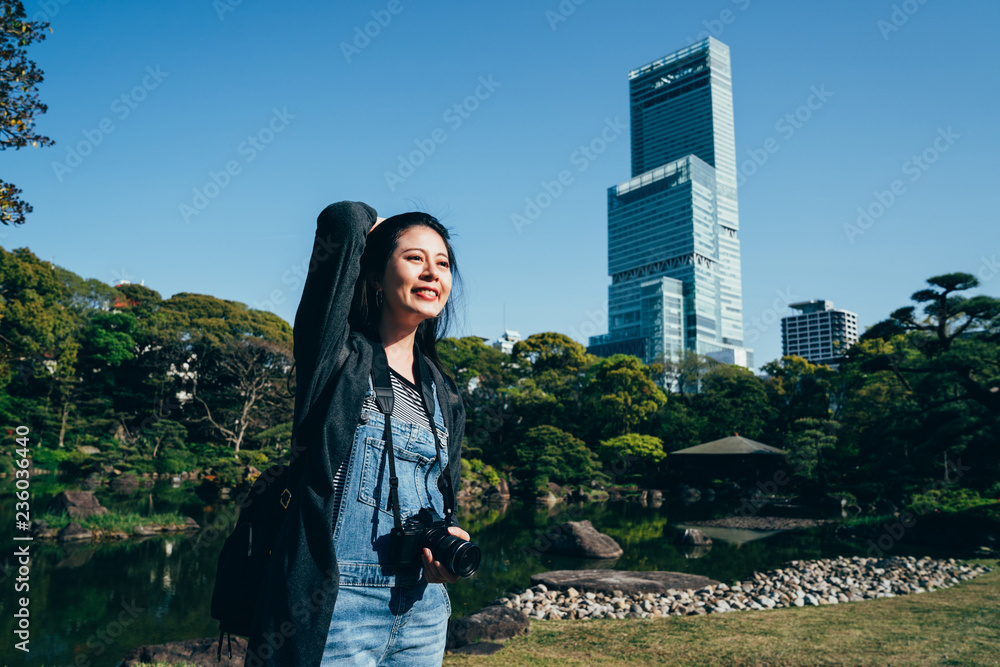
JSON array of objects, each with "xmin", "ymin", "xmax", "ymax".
[
  {"xmin": 155, "ymin": 449, "xmax": 198, "ymax": 475},
  {"xmin": 761, "ymin": 356, "xmax": 834, "ymax": 448},
  {"xmin": 464, "ymin": 457, "xmax": 503, "ymax": 487},
  {"xmin": 584, "ymin": 354, "xmax": 666, "ymax": 438},
  {"xmin": 438, "ymin": 335, "xmax": 520, "ymax": 463},
  {"xmin": 693, "ymin": 363, "xmax": 773, "ymax": 441},
  {"xmin": 840, "ymin": 271, "xmax": 1000, "ymax": 494},
  {"xmin": 908, "ymin": 487, "xmax": 1000, "ymax": 514},
  {"xmin": 513, "ymin": 425, "xmax": 599, "ymax": 489},
  {"xmin": 0, "ymin": 1, "xmax": 54, "ymax": 226},
  {"xmin": 598, "ymin": 433, "xmax": 666, "ymax": 482},
  {"xmin": 512, "ymin": 332, "xmax": 594, "ymax": 375},
  {"xmin": 37, "ymin": 510, "xmax": 191, "ymax": 532},
  {"xmin": 786, "ymin": 418, "xmax": 840, "ymax": 491}
]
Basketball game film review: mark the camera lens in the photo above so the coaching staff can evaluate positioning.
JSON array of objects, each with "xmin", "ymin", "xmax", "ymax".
[{"xmin": 423, "ymin": 528, "xmax": 481, "ymax": 578}]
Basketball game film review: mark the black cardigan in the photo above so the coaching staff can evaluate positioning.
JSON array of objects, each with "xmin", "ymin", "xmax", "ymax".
[{"xmin": 245, "ymin": 201, "xmax": 466, "ymax": 667}]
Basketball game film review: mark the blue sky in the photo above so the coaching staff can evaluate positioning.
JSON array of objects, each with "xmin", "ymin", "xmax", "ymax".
[{"xmin": 3, "ymin": 0, "xmax": 997, "ymax": 369}]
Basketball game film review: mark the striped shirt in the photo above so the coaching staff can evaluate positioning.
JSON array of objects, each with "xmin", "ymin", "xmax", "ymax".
[{"xmin": 331, "ymin": 368, "xmax": 447, "ymax": 527}]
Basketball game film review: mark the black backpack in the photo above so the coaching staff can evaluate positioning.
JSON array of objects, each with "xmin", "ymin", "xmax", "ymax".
[{"xmin": 209, "ymin": 456, "xmax": 301, "ymax": 661}]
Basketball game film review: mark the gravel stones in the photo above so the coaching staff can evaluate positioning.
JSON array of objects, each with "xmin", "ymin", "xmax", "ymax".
[{"xmin": 496, "ymin": 557, "xmax": 991, "ymax": 621}]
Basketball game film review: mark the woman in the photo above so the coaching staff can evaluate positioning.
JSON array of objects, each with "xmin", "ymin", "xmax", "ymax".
[{"xmin": 247, "ymin": 201, "xmax": 468, "ymax": 667}]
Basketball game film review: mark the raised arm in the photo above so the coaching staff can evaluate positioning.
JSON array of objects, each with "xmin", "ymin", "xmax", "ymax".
[{"xmin": 292, "ymin": 200, "xmax": 377, "ymax": 434}]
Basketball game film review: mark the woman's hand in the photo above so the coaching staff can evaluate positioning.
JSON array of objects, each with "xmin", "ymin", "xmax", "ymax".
[
  {"xmin": 422, "ymin": 526, "xmax": 470, "ymax": 584},
  {"xmin": 369, "ymin": 216, "xmax": 386, "ymax": 234}
]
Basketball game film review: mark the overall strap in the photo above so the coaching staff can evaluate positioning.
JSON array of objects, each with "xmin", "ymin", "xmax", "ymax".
[{"xmin": 415, "ymin": 352, "xmax": 457, "ymax": 525}]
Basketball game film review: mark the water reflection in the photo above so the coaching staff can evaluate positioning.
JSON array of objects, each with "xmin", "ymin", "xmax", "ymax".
[{"xmin": 674, "ymin": 523, "xmax": 788, "ymax": 546}]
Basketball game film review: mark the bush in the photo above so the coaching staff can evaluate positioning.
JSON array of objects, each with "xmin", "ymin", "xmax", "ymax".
[
  {"xmin": 465, "ymin": 458, "xmax": 501, "ymax": 487},
  {"xmin": 908, "ymin": 487, "xmax": 999, "ymax": 514},
  {"xmin": 156, "ymin": 450, "xmax": 198, "ymax": 475}
]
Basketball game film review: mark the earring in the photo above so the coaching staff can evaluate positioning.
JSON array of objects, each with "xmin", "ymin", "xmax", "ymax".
[{"xmin": 375, "ymin": 289, "xmax": 383, "ymax": 308}]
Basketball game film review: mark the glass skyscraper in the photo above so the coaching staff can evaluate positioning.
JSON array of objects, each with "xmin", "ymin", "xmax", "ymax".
[{"xmin": 589, "ymin": 37, "xmax": 751, "ymax": 368}]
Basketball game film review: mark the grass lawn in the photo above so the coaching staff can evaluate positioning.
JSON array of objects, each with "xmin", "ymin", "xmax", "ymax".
[{"xmin": 444, "ymin": 559, "xmax": 1000, "ymax": 666}]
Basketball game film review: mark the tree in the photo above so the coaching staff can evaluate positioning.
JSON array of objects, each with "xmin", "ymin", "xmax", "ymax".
[
  {"xmin": 1, "ymin": 1, "xmax": 54, "ymax": 226},
  {"xmin": 786, "ymin": 418, "xmax": 839, "ymax": 493},
  {"xmin": 511, "ymin": 332, "xmax": 594, "ymax": 375},
  {"xmin": 692, "ymin": 363, "xmax": 774, "ymax": 441},
  {"xmin": 583, "ymin": 354, "xmax": 667, "ymax": 439},
  {"xmin": 597, "ymin": 433, "xmax": 666, "ymax": 482},
  {"xmin": 838, "ymin": 271, "xmax": 1000, "ymax": 494},
  {"xmin": 188, "ymin": 336, "xmax": 293, "ymax": 454},
  {"xmin": 437, "ymin": 336, "xmax": 518, "ymax": 463},
  {"xmin": 761, "ymin": 355, "xmax": 834, "ymax": 448},
  {"xmin": 513, "ymin": 425, "xmax": 599, "ymax": 490},
  {"xmin": 656, "ymin": 349, "xmax": 716, "ymax": 402}
]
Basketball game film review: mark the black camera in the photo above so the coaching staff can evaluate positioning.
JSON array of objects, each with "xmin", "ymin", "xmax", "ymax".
[{"xmin": 388, "ymin": 508, "xmax": 481, "ymax": 578}]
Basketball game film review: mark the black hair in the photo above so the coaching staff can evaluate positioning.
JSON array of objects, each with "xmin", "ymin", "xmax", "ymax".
[{"xmin": 348, "ymin": 211, "xmax": 461, "ymax": 371}]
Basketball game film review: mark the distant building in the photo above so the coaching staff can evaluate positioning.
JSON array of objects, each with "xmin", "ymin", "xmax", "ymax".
[
  {"xmin": 492, "ymin": 329, "xmax": 521, "ymax": 355},
  {"xmin": 588, "ymin": 37, "xmax": 752, "ymax": 370},
  {"xmin": 781, "ymin": 300, "xmax": 859, "ymax": 368}
]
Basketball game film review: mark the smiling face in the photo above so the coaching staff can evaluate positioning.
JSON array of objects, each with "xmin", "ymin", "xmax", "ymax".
[{"xmin": 376, "ymin": 225, "xmax": 453, "ymax": 331}]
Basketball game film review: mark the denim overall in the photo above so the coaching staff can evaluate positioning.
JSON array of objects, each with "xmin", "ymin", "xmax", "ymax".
[{"xmin": 323, "ymin": 375, "xmax": 451, "ymax": 666}]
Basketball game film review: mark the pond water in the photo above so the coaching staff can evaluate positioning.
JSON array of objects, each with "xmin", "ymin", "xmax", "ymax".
[{"xmin": 0, "ymin": 478, "xmax": 964, "ymax": 667}]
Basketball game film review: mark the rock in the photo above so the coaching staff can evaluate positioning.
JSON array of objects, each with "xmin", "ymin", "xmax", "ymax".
[
  {"xmin": 133, "ymin": 525, "xmax": 159, "ymax": 536},
  {"xmin": 120, "ymin": 636, "xmax": 246, "ymax": 666},
  {"xmin": 29, "ymin": 520, "xmax": 56, "ymax": 539},
  {"xmin": 77, "ymin": 445, "xmax": 101, "ymax": 455},
  {"xmin": 47, "ymin": 491, "xmax": 109, "ymax": 520},
  {"xmin": 680, "ymin": 486, "xmax": 702, "ymax": 503},
  {"xmin": 545, "ymin": 520, "xmax": 623, "ymax": 559},
  {"xmin": 486, "ymin": 478, "xmax": 511, "ymax": 501},
  {"xmin": 677, "ymin": 528, "xmax": 712, "ymax": 546},
  {"xmin": 447, "ymin": 605, "xmax": 530, "ymax": 650},
  {"xmin": 110, "ymin": 474, "xmax": 140, "ymax": 495},
  {"xmin": 531, "ymin": 570, "xmax": 720, "ymax": 597},
  {"xmin": 57, "ymin": 522, "xmax": 94, "ymax": 542}
]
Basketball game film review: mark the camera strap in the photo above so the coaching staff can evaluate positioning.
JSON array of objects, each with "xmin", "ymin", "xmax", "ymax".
[
  {"xmin": 370, "ymin": 340, "xmax": 403, "ymax": 532},
  {"xmin": 369, "ymin": 339, "xmax": 456, "ymax": 531}
]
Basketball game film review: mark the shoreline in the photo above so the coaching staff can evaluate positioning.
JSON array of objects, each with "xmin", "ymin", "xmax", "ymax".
[{"xmin": 493, "ymin": 555, "xmax": 992, "ymax": 620}]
